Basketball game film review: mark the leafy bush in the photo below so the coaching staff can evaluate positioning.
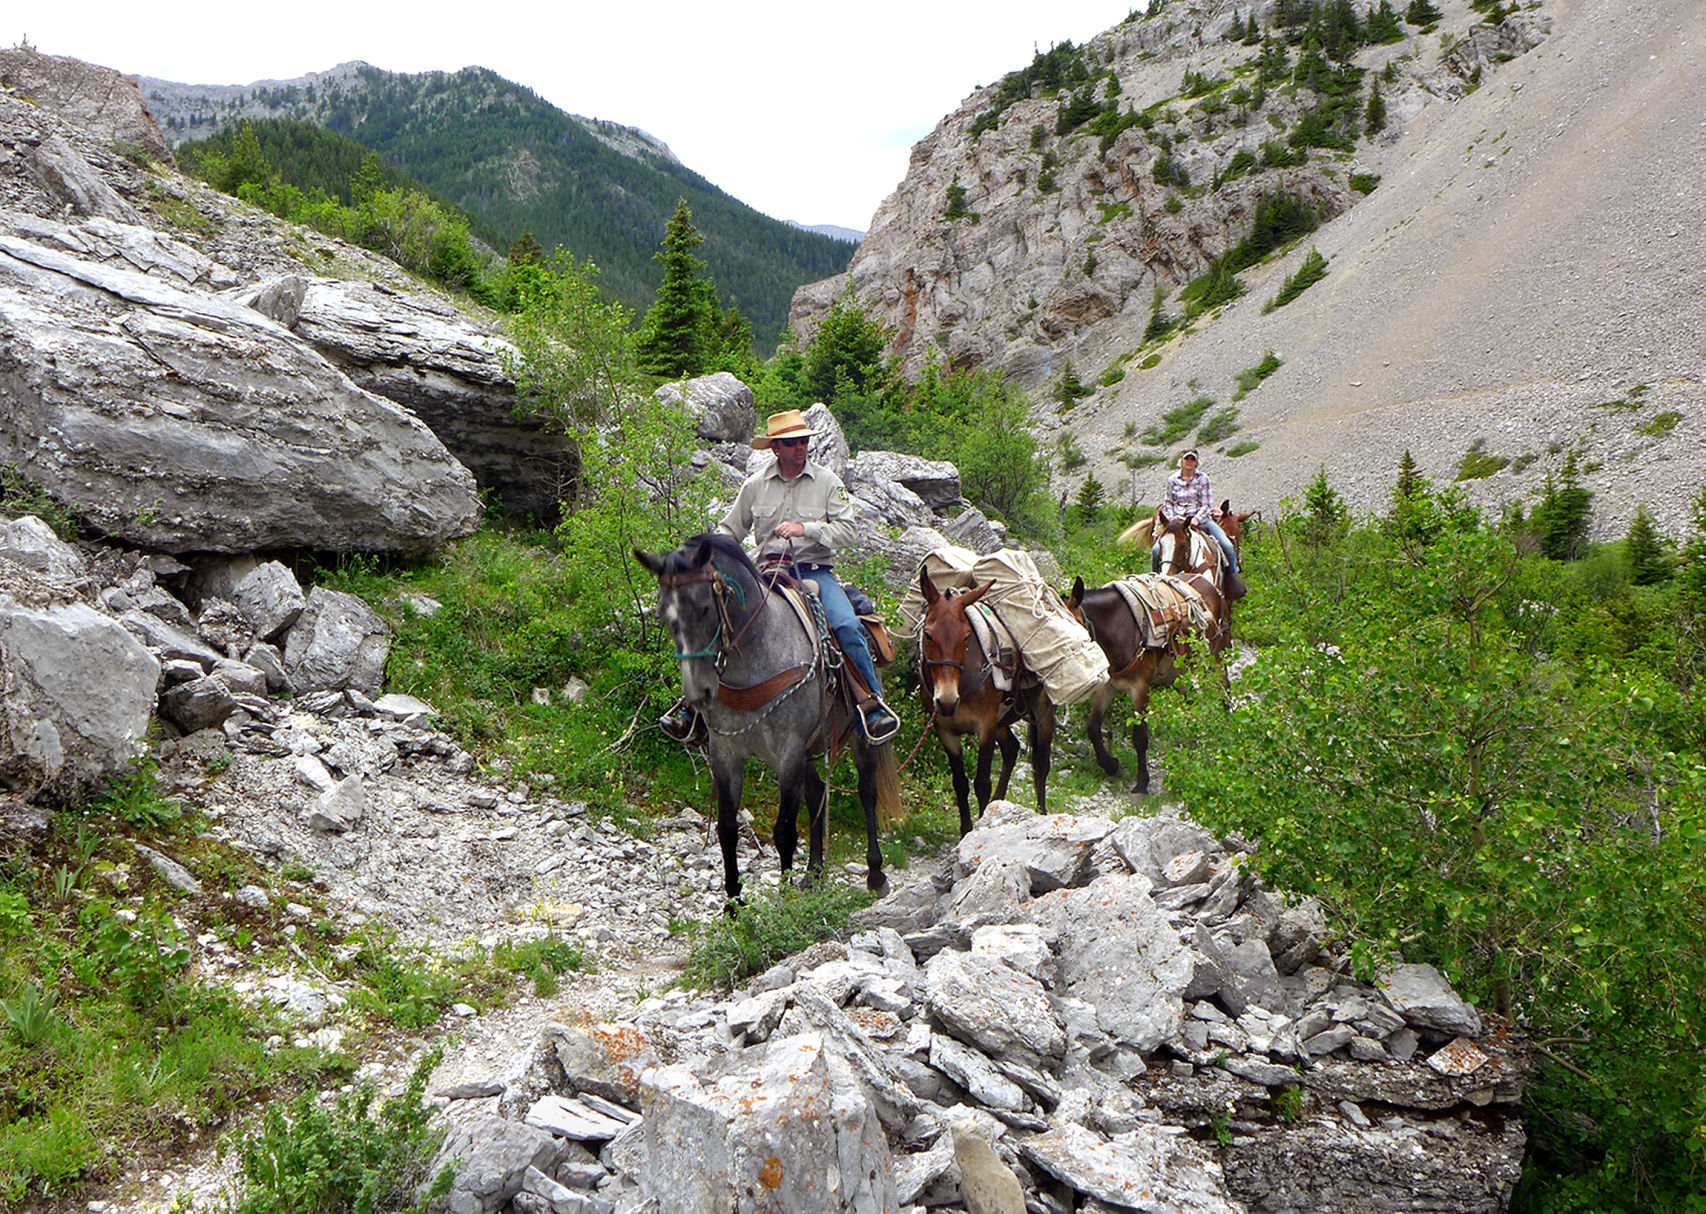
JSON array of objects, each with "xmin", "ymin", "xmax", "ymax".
[
  {"xmin": 1225, "ymin": 440, "xmax": 1260, "ymax": 457},
  {"xmin": 680, "ymin": 884, "xmax": 877, "ymax": 989},
  {"xmin": 1233, "ymin": 351, "xmax": 1283, "ymax": 399},
  {"xmin": 1142, "ymin": 396, "xmax": 1216, "ymax": 446},
  {"xmin": 1196, "ymin": 408, "xmax": 1242, "ymax": 445},
  {"xmin": 227, "ymin": 1051, "xmax": 452, "ymax": 1214},
  {"xmin": 1637, "ymin": 409, "xmax": 1682, "ymax": 437},
  {"xmin": 1454, "ymin": 438, "xmax": 1509, "ymax": 481},
  {"xmin": 1263, "ymin": 248, "xmax": 1329, "ymax": 312},
  {"xmin": 1349, "ymin": 172, "xmax": 1381, "ymax": 194}
]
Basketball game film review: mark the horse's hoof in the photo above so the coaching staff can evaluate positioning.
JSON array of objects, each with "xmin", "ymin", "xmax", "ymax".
[
  {"xmin": 1129, "ymin": 781, "xmax": 1150, "ymax": 795},
  {"xmin": 867, "ymin": 871, "xmax": 890, "ymax": 896}
]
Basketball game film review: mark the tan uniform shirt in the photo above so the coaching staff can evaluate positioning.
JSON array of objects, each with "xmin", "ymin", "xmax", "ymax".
[{"xmin": 716, "ymin": 457, "xmax": 859, "ymax": 566}]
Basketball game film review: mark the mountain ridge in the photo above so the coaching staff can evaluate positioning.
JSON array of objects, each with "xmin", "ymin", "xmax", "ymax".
[
  {"xmin": 789, "ymin": 0, "xmax": 1703, "ymax": 536},
  {"xmin": 140, "ymin": 60, "xmax": 854, "ymax": 348}
]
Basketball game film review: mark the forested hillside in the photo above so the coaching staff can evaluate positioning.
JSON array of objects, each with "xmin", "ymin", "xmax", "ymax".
[{"xmin": 144, "ymin": 63, "xmax": 855, "ymax": 349}]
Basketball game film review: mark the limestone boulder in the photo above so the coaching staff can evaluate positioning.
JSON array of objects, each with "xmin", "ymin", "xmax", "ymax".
[
  {"xmin": 636, "ymin": 1031, "xmax": 898, "ymax": 1213},
  {"xmin": 847, "ymin": 451, "xmax": 962, "ymax": 516},
  {"xmin": 0, "ymin": 223, "xmax": 481, "ymax": 554},
  {"xmin": 0, "ymin": 516, "xmax": 87, "ymax": 584},
  {"xmin": 282, "ymin": 588, "xmax": 391, "ymax": 695},
  {"xmin": 430, "ymin": 1115, "xmax": 567, "ymax": 1214},
  {"xmin": 0, "ymin": 48, "xmax": 173, "ymax": 163},
  {"xmin": 0, "ymin": 564, "xmax": 159, "ymax": 796},
  {"xmin": 655, "ymin": 372, "xmax": 757, "ymax": 443},
  {"xmin": 230, "ymin": 560, "xmax": 307, "ymax": 643}
]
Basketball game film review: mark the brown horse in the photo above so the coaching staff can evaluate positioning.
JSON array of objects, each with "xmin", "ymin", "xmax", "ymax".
[
  {"xmin": 917, "ymin": 569, "xmax": 1058, "ymax": 836},
  {"xmin": 1065, "ymin": 562, "xmax": 1230, "ymax": 794}
]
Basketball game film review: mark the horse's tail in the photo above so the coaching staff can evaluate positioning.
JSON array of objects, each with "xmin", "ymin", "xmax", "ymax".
[{"xmin": 874, "ymin": 743, "xmax": 903, "ymax": 826}]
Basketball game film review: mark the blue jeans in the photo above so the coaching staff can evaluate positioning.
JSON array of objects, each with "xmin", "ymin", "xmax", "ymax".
[
  {"xmin": 1153, "ymin": 519, "xmax": 1239, "ymax": 574},
  {"xmin": 799, "ymin": 569, "xmax": 883, "ymax": 700}
]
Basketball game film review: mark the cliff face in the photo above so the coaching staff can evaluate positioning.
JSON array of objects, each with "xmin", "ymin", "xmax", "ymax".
[{"xmin": 792, "ymin": 0, "xmax": 1704, "ymax": 535}]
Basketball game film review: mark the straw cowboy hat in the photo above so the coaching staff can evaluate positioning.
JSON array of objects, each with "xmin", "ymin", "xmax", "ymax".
[{"xmin": 752, "ymin": 408, "xmax": 821, "ymax": 450}]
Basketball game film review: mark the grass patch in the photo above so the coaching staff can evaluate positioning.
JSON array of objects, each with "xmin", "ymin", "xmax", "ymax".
[
  {"xmin": 1454, "ymin": 438, "xmax": 1509, "ymax": 481},
  {"xmin": 1139, "ymin": 353, "xmax": 1162, "ymax": 370},
  {"xmin": 1098, "ymin": 365, "xmax": 1126, "ymax": 388},
  {"xmin": 1196, "ymin": 408, "xmax": 1242, "ymax": 445},
  {"xmin": 1142, "ymin": 396, "xmax": 1215, "ymax": 446},
  {"xmin": 493, "ymin": 935, "xmax": 586, "ymax": 998},
  {"xmin": 679, "ymin": 883, "xmax": 878, "ymax": 990},
  {"xmin": 227, "ymin": 1050, "xmax": 453, "ymax": 1214},
  {"xmin": 1232, "ymin": 351, "xmax": 1282, "ymax": 400},
  {"xmin": 1263, "ymin": 248, "xmax": 1328, "ymax": 313},
  {"xmin": 1348, "ymin": 172, "xmax": 1381, "ymax": 194},
  {"xmin": 1636, "ymin": 410, "xmax": 1682, "ymax": 437},
  {"xmin": 0, "ymin": 465, "xmax": 79, "ymax": 541},
  {"xmin": 1225, "ymin": 440, "xmax": 1260, "ymax": 457}
]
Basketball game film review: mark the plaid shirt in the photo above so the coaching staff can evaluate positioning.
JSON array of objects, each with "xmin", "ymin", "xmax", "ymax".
[{"xmin": 1159, "ymin": 470, "xmax": 1213, "ymax": 526}]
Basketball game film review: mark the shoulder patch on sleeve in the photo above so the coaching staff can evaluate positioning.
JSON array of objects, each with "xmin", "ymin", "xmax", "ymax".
[{"xmin": 833, "ymin": 484, "xmax": 850, "ymax": 503}]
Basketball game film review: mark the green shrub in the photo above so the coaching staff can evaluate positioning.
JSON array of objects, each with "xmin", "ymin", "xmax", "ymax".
[
  {"xmin": 1349, "ymin": 172, "xmax": 1381, "ymax": 194},
  {"xmin": 227, "ymin": 1051, "xmax": 452, "ymax": 1214},
  {"xmin": 1225, "ymin": 440, "xmax": 1260, "ymax": 457},
  {"xmin": 1263, "ymin": 248, "xmax": 1329, "ymax": 312},
  {"xmin": 1196, "ymin": 408, "xmax": 1242, "ymax": 445},
  {"xmin": 680, "ymin": 884, "xmax": 877, "ymax": 989},
  {"xmin": 1636, "ymin": 410, "xmax": 1682, "ymax": 437},
  {"xmin": 1142, "ymin": 396, "xmax": 1216, "ymax": 446},
  {"xmin": 1454, "ymin": 438, "xmax": 1509, "ymax": 481},
  {"xmin": 1233, "ymin": 351, "xmax": 1283, "ymax": 399},
  {"xmin": 1098, "ymin": 365, "xmax": 1127, "ymax": 387},
  {"xmin": 1139, "ymin": 353, "xmax": 1163, "ymax": 370}
]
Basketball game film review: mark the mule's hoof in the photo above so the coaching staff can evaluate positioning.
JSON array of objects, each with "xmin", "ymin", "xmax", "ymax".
[
  {"xmin": 723, "ymin": 893, "xmax": 745, "ymax": 918},
  {"xmin": 867, "ymin": 871, "xmax": 890, "ymax": 896},
  {"xmin": 1129, "ymin": 781, "xmax": 1150, "ymax": 795}
]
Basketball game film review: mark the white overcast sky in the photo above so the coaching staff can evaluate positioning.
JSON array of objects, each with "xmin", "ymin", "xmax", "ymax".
[{"xmin": 6, "ymin": 2, "xmax": 1137, "ymax": 232}]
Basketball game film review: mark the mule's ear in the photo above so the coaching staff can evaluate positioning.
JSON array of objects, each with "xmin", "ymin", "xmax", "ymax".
[
  {"xmin": 1236, "ymin": 510, "xmax": 1256, "ymax": 525},
  {"xmin": 959, "ymin": 578, "xmax": 996, "ymax": 608},
  {"xmin": 920, "ymin": 565, "xmax": 941, "ymax": 605},
  {"xmin": 634, "ymin": 548, "xmax": 667, "ymax": 576},
  {"xmin": 1220, "ymin": 498, "xmax": 1231, "ymax": 515},
  {"xmin": 1070, "ymin": 575, "xmax": 1086, "ymax": 607}
]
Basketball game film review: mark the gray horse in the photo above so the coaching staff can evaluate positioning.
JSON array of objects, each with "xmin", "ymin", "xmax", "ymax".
[{"xmin": 635, "ymin": 534, "xmax": 898, "ymax": 907}]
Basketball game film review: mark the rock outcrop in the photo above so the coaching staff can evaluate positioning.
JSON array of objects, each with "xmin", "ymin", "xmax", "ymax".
[{"xmin": 436, "ymin": 799, "xmax": 1526, "ymax": 1214}]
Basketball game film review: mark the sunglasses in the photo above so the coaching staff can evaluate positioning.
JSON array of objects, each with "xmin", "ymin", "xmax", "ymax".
[{"xmin": 773, "ymin": 438, "xmax": 809, "ymax": 448}]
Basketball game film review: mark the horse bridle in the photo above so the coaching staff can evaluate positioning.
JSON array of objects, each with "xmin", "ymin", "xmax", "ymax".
[{"xmin": 661, "ymin": 558, "xmax": 822, "ymax": 723}]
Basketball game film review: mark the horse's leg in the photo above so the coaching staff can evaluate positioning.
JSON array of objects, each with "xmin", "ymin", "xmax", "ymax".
[
  {"xmin": 854, "ymin": 746, "xmax": 888, "ymax": 895},
  {"xmin": 773, "ymin": 760, "xmax": 803, "ymax": 877},
  {"xmin": 1030, "ymin": 696, "xmax": 1058, "ymax": 815},
  {"xmin": 973, "ymin": 728, "xmax": 999, "ymax": 812},
  {"xmin": 710, "ymin": 745, "xmax": 748, "ymax": 910},
  {"xmin": 992, "ymin": 723, "xmax": 1019, "ymax": 802},
  {"xmin": 1088, "ymin": 683, "xmax": 1123, "ymax": 778},
  {"xmin": 802, "ymin": 762, "xmax": 828, "ymax": 882},
  {"xmin": 1131, "ymin": 682, "xmax": 1154, "ymax": 795},
  {"xmin": 940, "ymin": 727, "xmax": 975, "ymax": 837}
]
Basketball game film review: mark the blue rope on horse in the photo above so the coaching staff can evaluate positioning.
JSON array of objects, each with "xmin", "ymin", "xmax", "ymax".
[{"xmin": 675, "ymin": 617, "xmax": 722, "ymax": 660}]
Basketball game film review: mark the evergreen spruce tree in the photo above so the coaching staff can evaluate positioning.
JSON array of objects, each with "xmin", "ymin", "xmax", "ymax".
[
  {"xmin": 804, "ymin": 289, "xmax": 891, "ymax": 403},
  {"xmin": 1303, "ymin": 463, "xmax": 1347, "ymax": 551},
  {"xmin": 634, "ymin": 199, "xmax": 720, "ymax": 381},
  {"xmin": 1625, "ymin": 504, "xmax": 1670, "ymax": 585},
  {"xmin": 1365, "ymin": 80, "xmax": 1387, "ymax": 134},
  {"xmin": 1366, "ymin": 0, "xmax": 1404, "ymax": 42},
  {"xmin": 1531, "ymin": 451, "xmax": 1594, "ymax": 561},
  {"xmin": 1075, "ymin": 474, "xmax": 1106, "ymax": 526},
  {"xmin": 1395, "ymin": 448, "xmax": 1422, "ymax": 501},
  {"xmin": 1405, "ymin": 0, "xmax": 1443, "ymax": 25},
  {"xmin": 217, "ymin": 120, "xmax": 274, "ymax": 194},
  {"xmin": 507, "ymin": 230, "xmax": 544, "ymax": 266}
]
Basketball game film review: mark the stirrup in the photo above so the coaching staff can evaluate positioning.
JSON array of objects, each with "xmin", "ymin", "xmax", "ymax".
[
  {"xmin": 659, "ymin": 707, "xmax": 706, "ymax": 745},
  {"xmin": 858, "ymin": 697, "xmax": 900, "ymax": 745}
]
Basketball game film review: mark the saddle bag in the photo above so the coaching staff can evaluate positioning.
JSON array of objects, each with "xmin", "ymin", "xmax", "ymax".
[{"xmin": 861, "ymin": 614, "xmax": 896, "ymax": 667}]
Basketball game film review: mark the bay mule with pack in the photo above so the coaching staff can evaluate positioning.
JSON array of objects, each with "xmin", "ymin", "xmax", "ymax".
[
  {"xmin": 1065, "ymin": 536, "xmax": 1233, "ymax": 793},
  {"xmin": 916, "ymin": 568, "xmax": 1058, "ymax": 836},
  {"xmin": 635, "ymin": 534, "xmax": 899, "ymax": 908}
]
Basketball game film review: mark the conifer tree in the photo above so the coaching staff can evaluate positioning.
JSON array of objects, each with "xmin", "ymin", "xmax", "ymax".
[
  {"xmin": 1405, "ymin": 0, "xmax": 1443, "ymax": 25},
  {"xmin": 1365, "ymin": 80, "xmax": 1387, "ymax": 134},
  {"xmin": 1530, "ymin": 451, "xmax": 1594, "ymax": 561},
  {"xmin": 1625, "ymin": 504, "xmax": 1670, "ymax": 585},
  {"xmin": 1075, "ymin": 474, "xmax": 1106, "ymax": 526},
  {"xmin": 1303, "ymin": 463, "xmax": 1347, "ymax": 551},
  {"xmin": 804, "ymin": 289, "xmax": 891, "ymax": 403},
  {"xmin": 634, "ymin": 200, "xmax": 721, "ymax": 381}
]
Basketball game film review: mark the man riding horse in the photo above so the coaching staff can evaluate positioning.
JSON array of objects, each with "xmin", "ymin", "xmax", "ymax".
[{"xmin": 660, "ymin": 408, "xmax": 899, "ymax": 746}]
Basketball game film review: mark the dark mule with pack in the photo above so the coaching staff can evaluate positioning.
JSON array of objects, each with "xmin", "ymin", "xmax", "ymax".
[
  {"xmin": 1065, "ymin": 552, "xmax": 1231, "ymax": 794},
  {"xmin": 916, "ymin": 568, "xmax": 1057, "ymax": 835},
  {"xmin": 635, "ymin": 534, "xmax": 900, "ymax": 908}
]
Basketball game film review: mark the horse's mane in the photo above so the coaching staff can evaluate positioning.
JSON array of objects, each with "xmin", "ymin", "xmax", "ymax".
[{"xmin": 665, "ymin": 533, "xmax": 762, "ymax": 582}]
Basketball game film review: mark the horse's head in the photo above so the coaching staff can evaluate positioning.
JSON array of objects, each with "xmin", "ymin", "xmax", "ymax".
[
  {"xmin": 917, "ymin": 568, "xmax": 993, "ymax": 716},
  {"xmin": 1219, "ymin": 499, "xmax": 1258, "ymax": 554},
  {"xmin": 1155, "ymin": 514, "xmax": 1201, "ymax": 575},
  {"xmin": 1062, "ymin": 576, "xmax": 1088, "ymax": 626},
  {"xmin": 635, "ymin": 536, "xmax": 739, "ymax": 709}
]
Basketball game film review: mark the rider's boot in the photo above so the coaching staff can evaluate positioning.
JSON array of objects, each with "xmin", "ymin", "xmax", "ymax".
[
  {"xmin": 859, "ymin": 696, "xmax": 901, "ymax": 744},
  {"xmin": 658, "ymin": 699, "xmax": 707, "ymax": 745}
]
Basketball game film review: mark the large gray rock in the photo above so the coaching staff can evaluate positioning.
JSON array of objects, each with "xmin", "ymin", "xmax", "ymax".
[
  {"xmin": 282, "ymin": 587, "xmax": 391, "ymax": 695},
  {"xmin": 924, "ymin": 949, "xmax": 1065, "ymax": 1063},
  {"xmin": 1019, "ymin": 1121, "xmax": 1239, "ymax": 1214},
  {"xmin": 0, "ymin": 516, "xmax": 86, "ymax": 584},
  {"xmin": 955, "ymin": 808, "xmax": 1115, "ymax": 894},
  {"xmin": 1378, "ymin": 964, "xmax": 1484, "ymax": 1037},
  {"xmin": 844, "ymin": 463, "xmax": 932, "ymax": 529},
  {"xmin": 158, "ymin": 674, "xmax": 240, "ymax": 734},
  {"xmin": 655, "ymin": 372, "xmax": 757, "ymax": 443},
  {"xmin": 285, "ymin": 277, "xmax": 571, "ymax": 520},
  {"xmin": 0, "ymin": 566, "xmax": 159, "ymax": 796},
  {"xmin": 1107, "ymin": 814, "xmax": 1223, "ymax": 886},
  {"xmin": 0, "ymin": 222, "xmax": 481, "ymax": 554},
  {"xmin": 25, "ymin": 133, "xmax": 141, "ymax": 224},
  {"xmin": 231, "ymin": 561, "xmax": 307, "ymax": 642},
  {"xmin": 637, "ymin": 1030, "xmax": 898, "ymax": 1213},
  {"xmin": 0, "ymin": 47, "xmax": 173, "ymax": 163},
  {"xmin": 847, "ymin": 451, "xmax": 961, "ymax": 520},
  {"xmin": 431, "ymin": 1115, "xmax": 567, "ymax": 1214},
  {"xmin": 1028, "ymin": 874, "xmax": 1192, "ymax": 1052}
]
